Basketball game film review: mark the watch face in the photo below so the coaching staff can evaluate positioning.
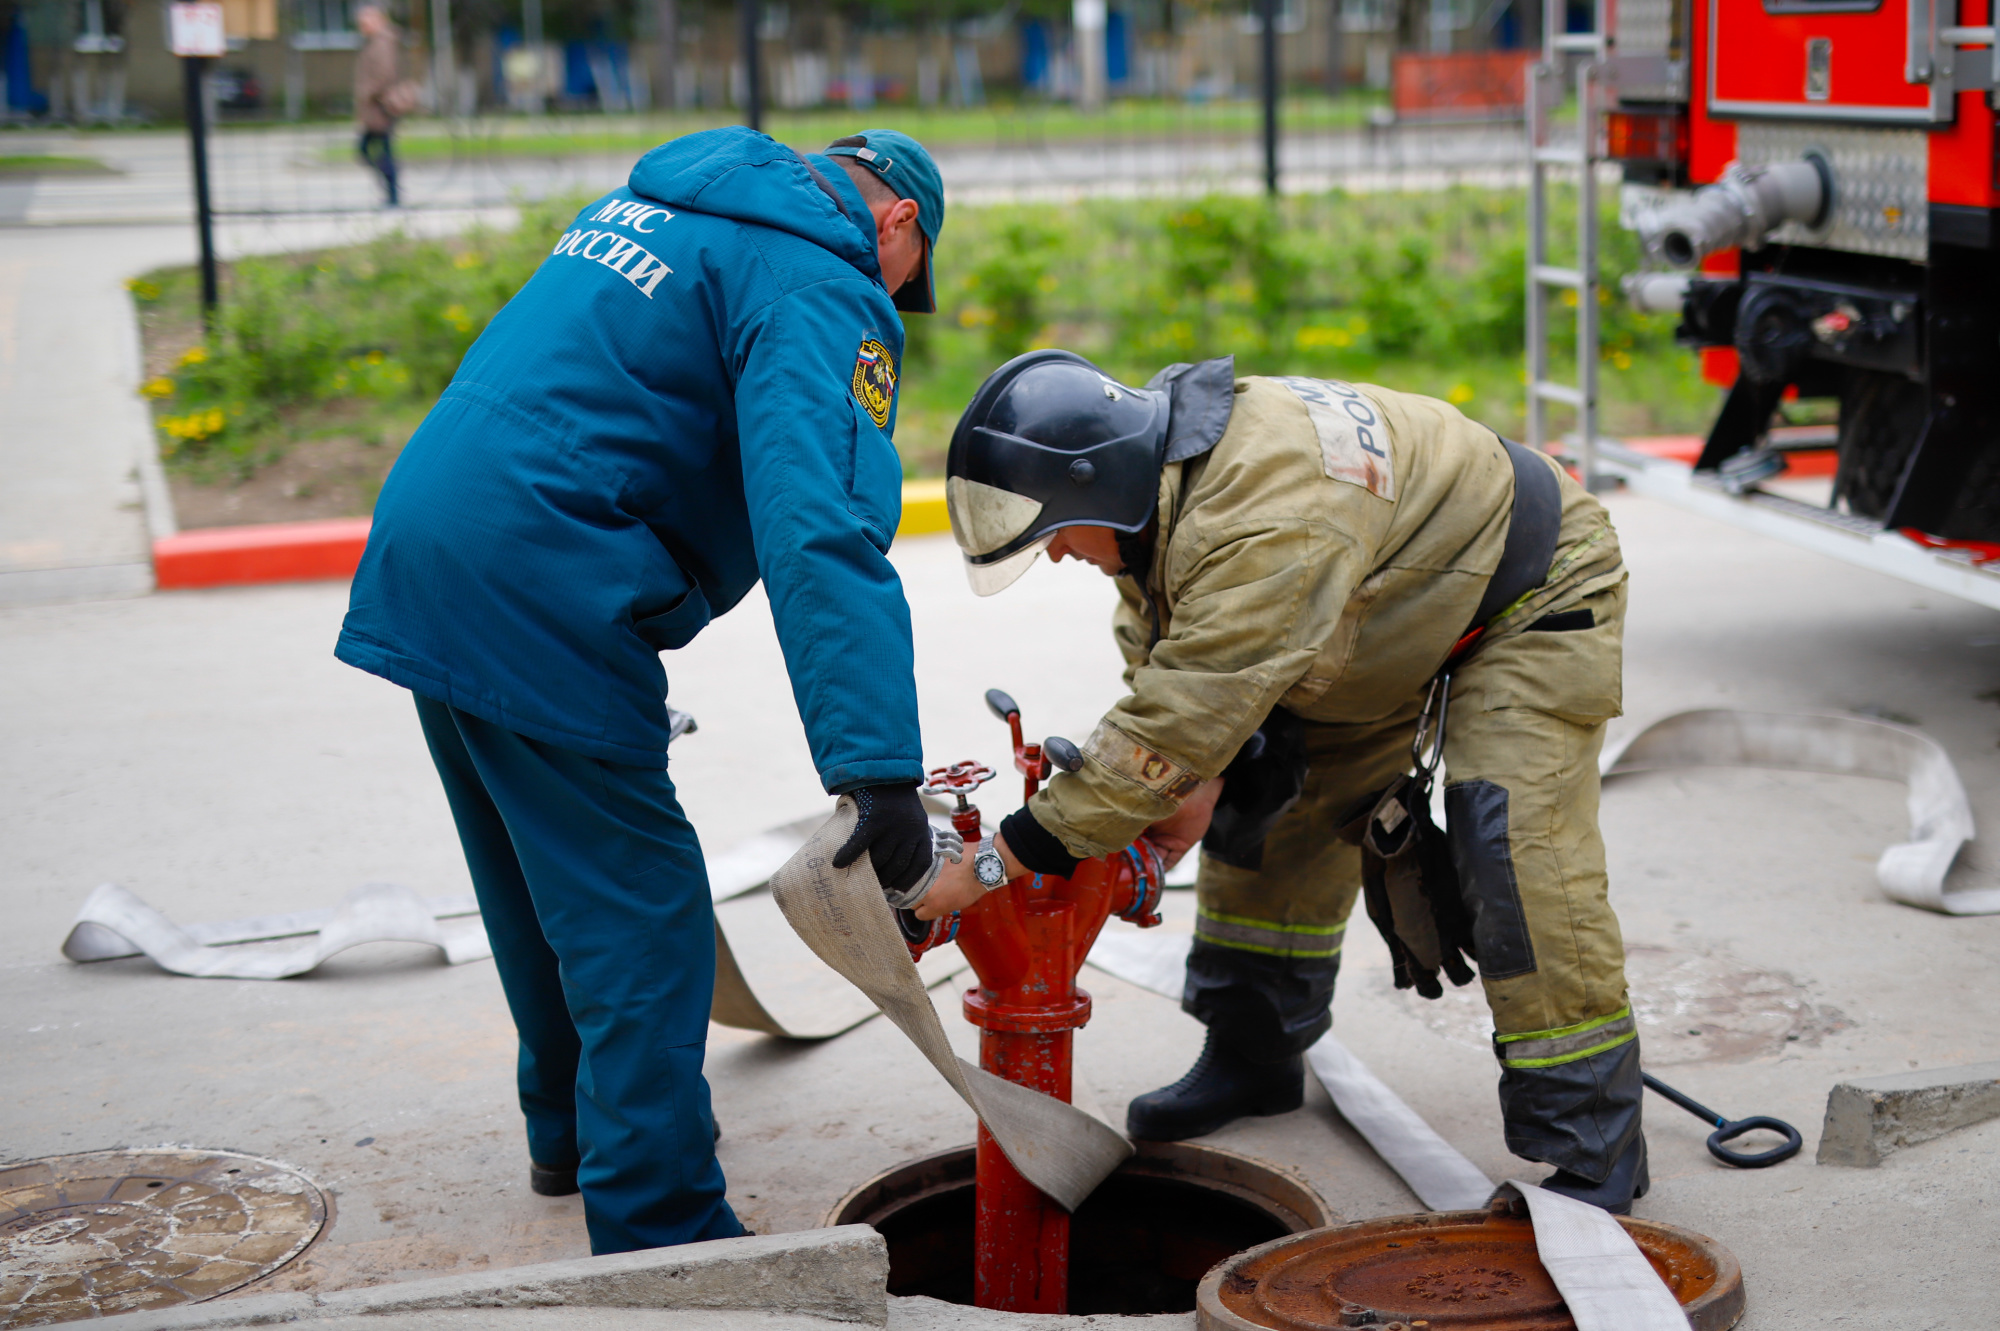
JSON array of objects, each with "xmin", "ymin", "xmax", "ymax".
[{"xmin": 975, "ymin": 851, "xmax": 1007, "ymax": 887}]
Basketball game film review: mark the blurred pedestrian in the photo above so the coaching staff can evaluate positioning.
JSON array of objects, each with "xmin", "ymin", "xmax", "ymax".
[{"xmin": 353, "ymin": 4, "xmax": 402, "ymax": 207}]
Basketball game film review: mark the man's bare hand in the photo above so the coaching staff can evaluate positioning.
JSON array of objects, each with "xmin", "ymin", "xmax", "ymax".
[
  {"xmin": 1143, "ymin": 776, "xmax": 1224, "ymax": 870},
  {"xmin": 914, "ymin": 830, "xmax": 1028, "ymax": 920}
]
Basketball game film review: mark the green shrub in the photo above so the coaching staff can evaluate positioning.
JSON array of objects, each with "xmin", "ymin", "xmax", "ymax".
[
  {"xmin": 137, "ymin": 195, "xmax": 582, "ymax": 472},
  {"xmin": 135, "ymin": 184, "xmax": 1716, "ymax": 482}
]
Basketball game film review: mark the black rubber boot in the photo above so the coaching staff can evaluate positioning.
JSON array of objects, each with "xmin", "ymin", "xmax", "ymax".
[
  {"xmin": 1497, "ymin": 1034, "xmax": 1649, "ymax": 1214},
  {"xmin": 1540, "ymin": 1132, "xmax": 1650, "ymax": 1215},
  {"xmin": 1126, "ymin": 1030, "xmax": 1305, "ymax": 1140},
  {"xmin": 529, "ymin": 1161, "xmax": 578, "ymax": 1196}
]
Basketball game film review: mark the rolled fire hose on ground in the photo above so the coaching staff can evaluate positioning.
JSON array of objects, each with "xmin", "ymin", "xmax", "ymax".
[
  {"xmin": 1602, "ymin": 709, "xmax": 2000, "ymax": 916},
  {"xmin": 59, "ymin": 807, "xmax": 971, "ymax": 1029},
  {"xmin": 61, "ymin": 881, "xmax": 492, "ymax": 977},
  {"xmin": 1085, "ymin": 929, "xmax": 1496, "ymax": 1213},
  {"xmin": 765, "ymin": 793, "xmax": 1133, "ymax": 1211}
]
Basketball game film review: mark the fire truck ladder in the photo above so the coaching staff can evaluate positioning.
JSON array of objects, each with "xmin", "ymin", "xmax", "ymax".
[{"xmin": 1524, "ymin": 3, "xmax": 1609, "ymax": 487}]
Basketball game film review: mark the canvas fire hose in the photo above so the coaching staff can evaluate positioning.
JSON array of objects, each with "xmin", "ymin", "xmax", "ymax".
[{"xmin": 769, "ymin": 687, "xmax": 1170, "ymax": 1314}]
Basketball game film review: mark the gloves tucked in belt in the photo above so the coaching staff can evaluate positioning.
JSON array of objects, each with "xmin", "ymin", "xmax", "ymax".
[
  {"xmin": 833, "ymin": 782, "xmax": 935, "ymax": 898},
  {"xmin": 1337, "ymin": 776, "xmax": 1478, "ymax": 1000}
]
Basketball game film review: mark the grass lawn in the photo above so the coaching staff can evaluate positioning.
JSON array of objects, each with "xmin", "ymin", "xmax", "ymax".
[
  {"xmin": 0, "ymin": 153, "xmax": 118, "ymax": 175},
  {"xmin": 133, "ymin": 185, "xmax": 1719, "ymax": 527},
  {"xmin": 327, "ymin": 93, "xmax": 1397, "ymax": 164}
]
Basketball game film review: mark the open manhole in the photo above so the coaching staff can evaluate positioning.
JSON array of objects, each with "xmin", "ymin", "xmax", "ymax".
[
  {"xmin": 0, "ymin": 1148, "xmax": 328, "ymax": 1327},
  {"xmin": 1196, "ymin": 1199, "xmax": 1745, "ymax": 1331},
  {"xmin": 828, "ymin": 1140, "xmax": 1330, "ymax": 1314}
]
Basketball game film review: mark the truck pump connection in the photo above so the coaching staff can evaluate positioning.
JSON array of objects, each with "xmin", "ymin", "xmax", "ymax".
[{"xmin": 1639, "ymin": 154, "xmax": 1834, "ymax": 269}]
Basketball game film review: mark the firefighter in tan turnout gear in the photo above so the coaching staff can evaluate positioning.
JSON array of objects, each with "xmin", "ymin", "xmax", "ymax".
[{"xmin": 920, "ymin": 350, "xmax": 1647, "ymax": 1212}]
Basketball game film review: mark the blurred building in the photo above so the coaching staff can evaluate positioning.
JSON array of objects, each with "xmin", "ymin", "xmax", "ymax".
[{"xmin": 0, "ymin": 0, "xmax": 1541, "ymax": 125}]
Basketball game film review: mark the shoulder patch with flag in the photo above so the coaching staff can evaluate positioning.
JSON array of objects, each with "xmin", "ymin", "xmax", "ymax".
[{"xmin": 852, "ymin": 339, "xmax": 896, "ymax": 428}]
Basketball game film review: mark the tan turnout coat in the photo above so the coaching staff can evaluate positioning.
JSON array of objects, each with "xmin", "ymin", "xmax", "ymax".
[{"xmin": 1029, "ymin": 375, "xmax": 1624, "ymax": 862}]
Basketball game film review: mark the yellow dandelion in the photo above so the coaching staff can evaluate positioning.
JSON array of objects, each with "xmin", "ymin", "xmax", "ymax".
[
  {"xmin": 1446, "ymin": 383, "xmax": 1476, "ymax": 405},
  {"xmin": 454, "ymin": 251, "xmax": 484, "ymax": 269},
  {"xmin": 125, "ymin": 278, "xmax": 162, "ymax": 300},
  {"xmin": 366, "ymin": 349, "xmax": 385, "ymax": 364},
  {"xmin": 178, "ymin": 346, "xmax": 209, "ymax": 366},
  {"xmin": 140, "ymin": 377, "xmax": 175, "ymax": 399},
  {"xmin": 1561, "ymin": 289, "xmax": 1579, "ymax": 308}
]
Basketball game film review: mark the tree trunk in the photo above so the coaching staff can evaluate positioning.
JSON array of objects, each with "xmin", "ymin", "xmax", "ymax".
[{"xmin": 1324, "ymin": 0, "xmax": 1343, "ymax": 93}]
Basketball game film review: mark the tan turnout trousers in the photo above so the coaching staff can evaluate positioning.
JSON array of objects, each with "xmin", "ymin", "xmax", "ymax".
[{"xmin": 1194, "ymin": 571, "xmax": 1632, "ymax": 1047}]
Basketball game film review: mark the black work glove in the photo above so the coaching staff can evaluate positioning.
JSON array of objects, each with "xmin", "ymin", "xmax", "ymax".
[
  {"xmin": 832, "ymin": 782, "xmax": 934, "ymax": 898},
  {"xmin": 1338, "ymin": 775, "xmax": 1478, "ymax": 1001}
]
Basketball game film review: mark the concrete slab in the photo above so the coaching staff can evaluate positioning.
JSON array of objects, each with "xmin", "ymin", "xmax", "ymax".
[
  {"xmin": 887, "ymin": 1296, "xmax": 1192, "ymax": 1330},
  {"xmin": 147, "ymin": 1314, "xmax": 853, "ymax": 1331},
  {"xmin": 3, "ymin": 493, "xmax": 2000, "ymax": 1327},
  {"xmin": 1816, "ymin": 1060, "xmax": 2000, "ymax": 1167},
  {"xmin": 88, "ymin": 1228, "xmax": 888, "ymax": 1329}
]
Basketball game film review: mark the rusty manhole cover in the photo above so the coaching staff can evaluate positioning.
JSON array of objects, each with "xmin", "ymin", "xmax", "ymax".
[
  {"xmin": 0, "ymin": 1148, "xmax": 328, "ymax": 1327},
  {"xmin": 1196, "ymin": 1202, "xmax": 1743, "ymax": 1331}
]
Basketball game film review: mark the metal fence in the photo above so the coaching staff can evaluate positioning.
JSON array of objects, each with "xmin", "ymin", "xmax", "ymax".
[{"xmin": 0, "ymin": 3, "xmax": 1543, "ymax": 227}]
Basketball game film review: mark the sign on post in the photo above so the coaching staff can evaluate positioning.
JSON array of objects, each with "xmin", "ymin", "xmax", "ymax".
[
  {"xmin": 170, "ymin": 1, "xmax": 224, "ymax": 320},
  {"xmin": 168, "ymin": 2, "xmax": 227, "ymax": 57}
]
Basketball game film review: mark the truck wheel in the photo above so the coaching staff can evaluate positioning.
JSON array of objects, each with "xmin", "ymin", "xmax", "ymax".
[{"xmin": 1834, "ymin": 369, "xmax": 1926, "ymax": 521}]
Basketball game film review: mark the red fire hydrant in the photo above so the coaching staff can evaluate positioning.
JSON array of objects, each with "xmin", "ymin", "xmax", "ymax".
[{"xmin": 910, "ymin": 688, "xmax": 1167, "ymax": 1314}]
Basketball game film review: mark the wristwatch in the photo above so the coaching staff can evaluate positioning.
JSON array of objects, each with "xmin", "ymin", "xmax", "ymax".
[{"xmin": 972, "ymin": 836, "xmax": 1009, "ymax": 890}]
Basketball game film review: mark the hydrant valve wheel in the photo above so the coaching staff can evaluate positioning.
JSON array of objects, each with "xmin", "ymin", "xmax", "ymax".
[{"xmin": 923, "ymin": 761, "xmax": 996, "ymax": 807}]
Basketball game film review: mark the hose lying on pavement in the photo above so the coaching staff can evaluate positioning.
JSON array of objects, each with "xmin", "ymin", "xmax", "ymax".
[{"xmin": 1602, "ymin": 709, "xmax": 1997, "ymax": 916}]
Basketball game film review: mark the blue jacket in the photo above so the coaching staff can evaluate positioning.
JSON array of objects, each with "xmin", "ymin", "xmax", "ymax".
[{"xmin": 336, "ymin": 128, "xmax": 922, "ymax": 790}]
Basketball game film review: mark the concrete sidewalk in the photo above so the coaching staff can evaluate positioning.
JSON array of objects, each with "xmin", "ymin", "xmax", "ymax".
[
  {"xmin": 4, "ymin": 500, "xmax": 2000, "ymax": 1326},
  {"xmin": 0, "ymin": 211, "xmax": 511, "ymax": 609}
]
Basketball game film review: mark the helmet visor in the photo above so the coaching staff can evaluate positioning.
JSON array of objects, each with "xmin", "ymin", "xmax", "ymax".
[
  {"xmin": 963, "ymin": 535, "xmax": 1052, "ymax": 597},
  {"xmin": 947, "ymin": 476, "xmax": 1045, "ymax": 559}
]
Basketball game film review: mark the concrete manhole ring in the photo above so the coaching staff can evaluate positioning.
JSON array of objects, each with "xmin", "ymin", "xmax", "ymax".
[{"xmin": 0, "ymin": 1147, "xmax": 328, "ymax": 1327}]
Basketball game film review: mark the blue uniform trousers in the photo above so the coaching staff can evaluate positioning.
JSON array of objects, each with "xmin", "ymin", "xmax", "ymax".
[{"xmin": 415, "ymin": 694, "xmax": 742, "ymax": 1253}]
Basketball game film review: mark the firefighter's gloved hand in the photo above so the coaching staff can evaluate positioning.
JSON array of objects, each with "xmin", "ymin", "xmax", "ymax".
[{"xmin": 833, "ymin": 782, "xmax": 935, "ymax": 899}]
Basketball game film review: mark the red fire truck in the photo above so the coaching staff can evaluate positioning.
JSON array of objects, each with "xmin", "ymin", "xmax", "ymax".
[{"xmin": 1534, "ymin": 0, "xmax": 2000, "ymax": 605}]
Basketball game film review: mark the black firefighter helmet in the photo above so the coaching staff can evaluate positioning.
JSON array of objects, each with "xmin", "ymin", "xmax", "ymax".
[{"xmin": 945, "ymin": 350, "xmax": 1170, "ymax": 595}]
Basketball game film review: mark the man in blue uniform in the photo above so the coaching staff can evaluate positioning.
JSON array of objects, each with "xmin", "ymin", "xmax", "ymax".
[{"xmin": 335, "ymin": 127, "xmax": 946, "ymax": 1253}]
